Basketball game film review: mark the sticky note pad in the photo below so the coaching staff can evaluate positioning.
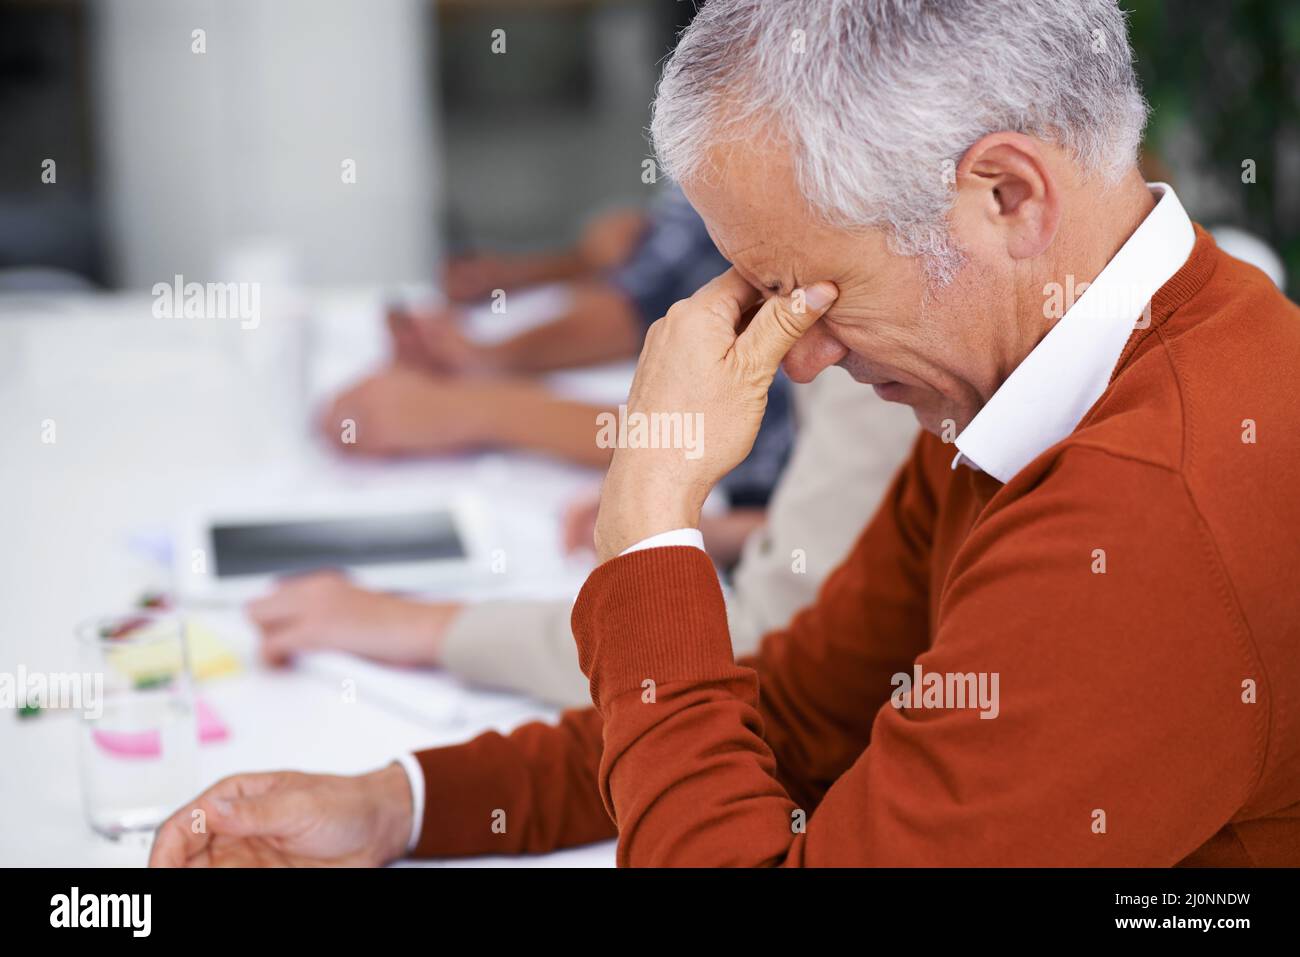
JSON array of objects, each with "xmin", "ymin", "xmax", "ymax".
[{"xmin": 105, "ymin": 621, "xmax": 241, "ymax": 685}]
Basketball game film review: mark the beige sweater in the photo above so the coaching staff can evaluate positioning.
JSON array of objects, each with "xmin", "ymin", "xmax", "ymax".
[{"xmin": 440, "ymin": 366, "xmax": 918, "ymax": 706}]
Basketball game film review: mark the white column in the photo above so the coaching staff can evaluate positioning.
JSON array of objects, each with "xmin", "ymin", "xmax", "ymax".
[{"xmin": 91, "ymin": 0, "xmax": 441, "ymax": 288}]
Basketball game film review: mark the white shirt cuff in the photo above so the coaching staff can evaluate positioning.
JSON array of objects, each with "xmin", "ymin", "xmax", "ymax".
[
  {"xmin": 395, "ymin": 753, "xmax": 426, "ymax": 853},
  {"xmin": 618, "ymin": 528, "xmax": 705, "ymax": 555}
]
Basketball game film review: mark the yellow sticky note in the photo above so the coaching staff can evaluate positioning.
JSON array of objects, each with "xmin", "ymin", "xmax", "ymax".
[{"xmin": 105, "ymin": 621, "xmax": 241, "ymax": 684}]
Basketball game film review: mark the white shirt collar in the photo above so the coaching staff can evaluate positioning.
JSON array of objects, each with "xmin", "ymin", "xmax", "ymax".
[{"xmin": 952, "ymin": 182, "xmax": 1195, "ymax": 483}]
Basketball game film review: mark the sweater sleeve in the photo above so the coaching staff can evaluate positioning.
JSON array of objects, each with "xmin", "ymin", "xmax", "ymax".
[
  {"xmin": 569, "ymin": 445, "xmax": 1264, "ymax": 866},
  {"xmin": 441, "ymin": 587, "xmax": 739, "ymax": 708},
  {"xmin": 409, "ymin": 704, "xmax": 616, "ymax": 858}
]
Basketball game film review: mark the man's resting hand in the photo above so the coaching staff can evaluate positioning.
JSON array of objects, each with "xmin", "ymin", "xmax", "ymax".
[{"xmin": 148, "ymin": 765, "xmax": 414, "ymax": 867}]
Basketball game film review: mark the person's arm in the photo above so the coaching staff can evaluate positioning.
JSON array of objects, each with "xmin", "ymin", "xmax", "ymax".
[
  {"xmin": 476, "ymin": 383, "xmax": 614, "ymax": 468},
  {"xmin": 439, "ymin": 601, "xmax": 594, "ymax": 707},
  {"xmin": 147, "ymin": 722, "xmax": 617, "ymax": 866},
  {"xmin": 247, "ymin": 571, "xmax": 459, "ymax": 668},
  {"xmin": 443, "ymin": 209, "xmax": 647, "ymax": 302},
  {"xmin": 576, "ymin": 432, "xmax": 938, "ymax": 817},
  {"xmin": 322, "ymin": 369, "xmax": 615, "ymax": 468},
  {"xmin": 408, "ymin": 705, "xmax": 616, "ymax": 858},
  {"xmin": 571, "ymin": 443, "xmax": 1262, "ymax": 866},
  {"xmin": 390, "ymin": 282, "xmax": 644, "ymax": 377},
  {"xmin": 243, "ymin": 573, "xmax": 595, "ymax": 707},
  {"xmin": 442, "ymin": 252, "xmax": 590, "ymax": 303},
  {"xmin": 489, "ymin": 281, "xmax": 645, "ymax": 374}
]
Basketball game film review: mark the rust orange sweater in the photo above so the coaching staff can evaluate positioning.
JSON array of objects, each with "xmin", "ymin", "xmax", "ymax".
[{"xmin": 413, "ymin": 229, "xmax": 1300, "ymax": 866}]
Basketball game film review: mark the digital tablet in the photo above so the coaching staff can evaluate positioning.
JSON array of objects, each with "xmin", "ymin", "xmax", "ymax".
[{"xmin": 173, "ymin": 493, "xmax": 490, "ymax": 601}]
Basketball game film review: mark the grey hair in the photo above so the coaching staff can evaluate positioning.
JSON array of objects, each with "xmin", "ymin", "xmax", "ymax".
[{"xmin": 651, "ymin": 0, "xmax": 1149, "ymax": 283}]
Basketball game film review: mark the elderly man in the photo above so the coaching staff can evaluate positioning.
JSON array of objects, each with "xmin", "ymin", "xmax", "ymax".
[{"xmin": 151, "ymin": 0, "xmax": 1299, "ymax": 867}]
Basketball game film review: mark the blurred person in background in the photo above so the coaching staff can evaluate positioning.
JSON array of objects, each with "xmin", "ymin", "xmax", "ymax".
[
  {"xmin": 396, "ymin": 186, "xmax": 738, "ymax": 376},
  {"xmin": 440, "ymin": 206, "xmax": 649, "ymax": 304},
  {"xmin": 322, "ymin": 184, "xmax": 799, "ymax": 563}
]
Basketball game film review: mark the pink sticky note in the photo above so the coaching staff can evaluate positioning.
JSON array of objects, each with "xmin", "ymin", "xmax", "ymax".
[
  {"xmin": 91, "ymin": 699, "xmax": 229, "ymax": 758},
  {"xmin": 197, "ymin": 698, "xmax": 230, "ymax": 744}
]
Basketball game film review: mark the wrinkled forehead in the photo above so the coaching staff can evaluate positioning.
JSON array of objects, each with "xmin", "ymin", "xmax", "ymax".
[{"xmin": 678, "ymin": 144, "xmax": 821, "ymax": 288}]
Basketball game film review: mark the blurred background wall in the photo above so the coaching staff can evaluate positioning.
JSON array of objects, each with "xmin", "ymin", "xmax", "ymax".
[
  {"xmin": 0, "ymin": 0, "xmax": 690, "ymax": 292},
  {"xmin": 0, "ymin": 0, "xmax": 1295, "ymax": 291},
  {"xmin": 89, "ymin": 0, "xmax": 442, "ymax": 288}
]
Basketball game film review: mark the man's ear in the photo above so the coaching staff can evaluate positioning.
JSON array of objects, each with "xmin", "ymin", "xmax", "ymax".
[{"xmin": 954, "ymin": 132, "xmax": 1061, "ymax": 261}]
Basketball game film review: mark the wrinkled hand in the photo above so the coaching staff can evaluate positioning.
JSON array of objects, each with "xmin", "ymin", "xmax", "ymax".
[
  {"xmin": 594, "ymin": 269, "xmax": 837, "ymax": 561},
  {"xmin": 246, "ymin": 571, "xmax": 460, "ymax": 667},
  {"xmin": 321, "ymin": 366, "xmax": 492, "ymax": 456},
  {"xmin": 148, "ymin": 766, "xmax": 413, "ymax": 868}
]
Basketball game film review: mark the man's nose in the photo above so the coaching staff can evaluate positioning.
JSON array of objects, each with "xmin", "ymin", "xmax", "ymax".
[{"xmin": 781, "ymin": 320, "xmax": 848, "ymax": 383}]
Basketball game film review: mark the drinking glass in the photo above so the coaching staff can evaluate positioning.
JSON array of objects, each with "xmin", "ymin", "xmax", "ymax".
[{"xmin": 75, "ymin": 611, "xmax": 200, "ymax": 839}]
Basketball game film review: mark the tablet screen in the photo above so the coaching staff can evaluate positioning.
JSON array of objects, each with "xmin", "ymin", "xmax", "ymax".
[{"xmin": 210, "ymin": 511, "xmax": 465, "ymax": 577}]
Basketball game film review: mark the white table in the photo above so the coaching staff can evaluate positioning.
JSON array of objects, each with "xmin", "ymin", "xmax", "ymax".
[{"xmin": 0, "ymin": 288, "xmax": 619, "ymax": 867}]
